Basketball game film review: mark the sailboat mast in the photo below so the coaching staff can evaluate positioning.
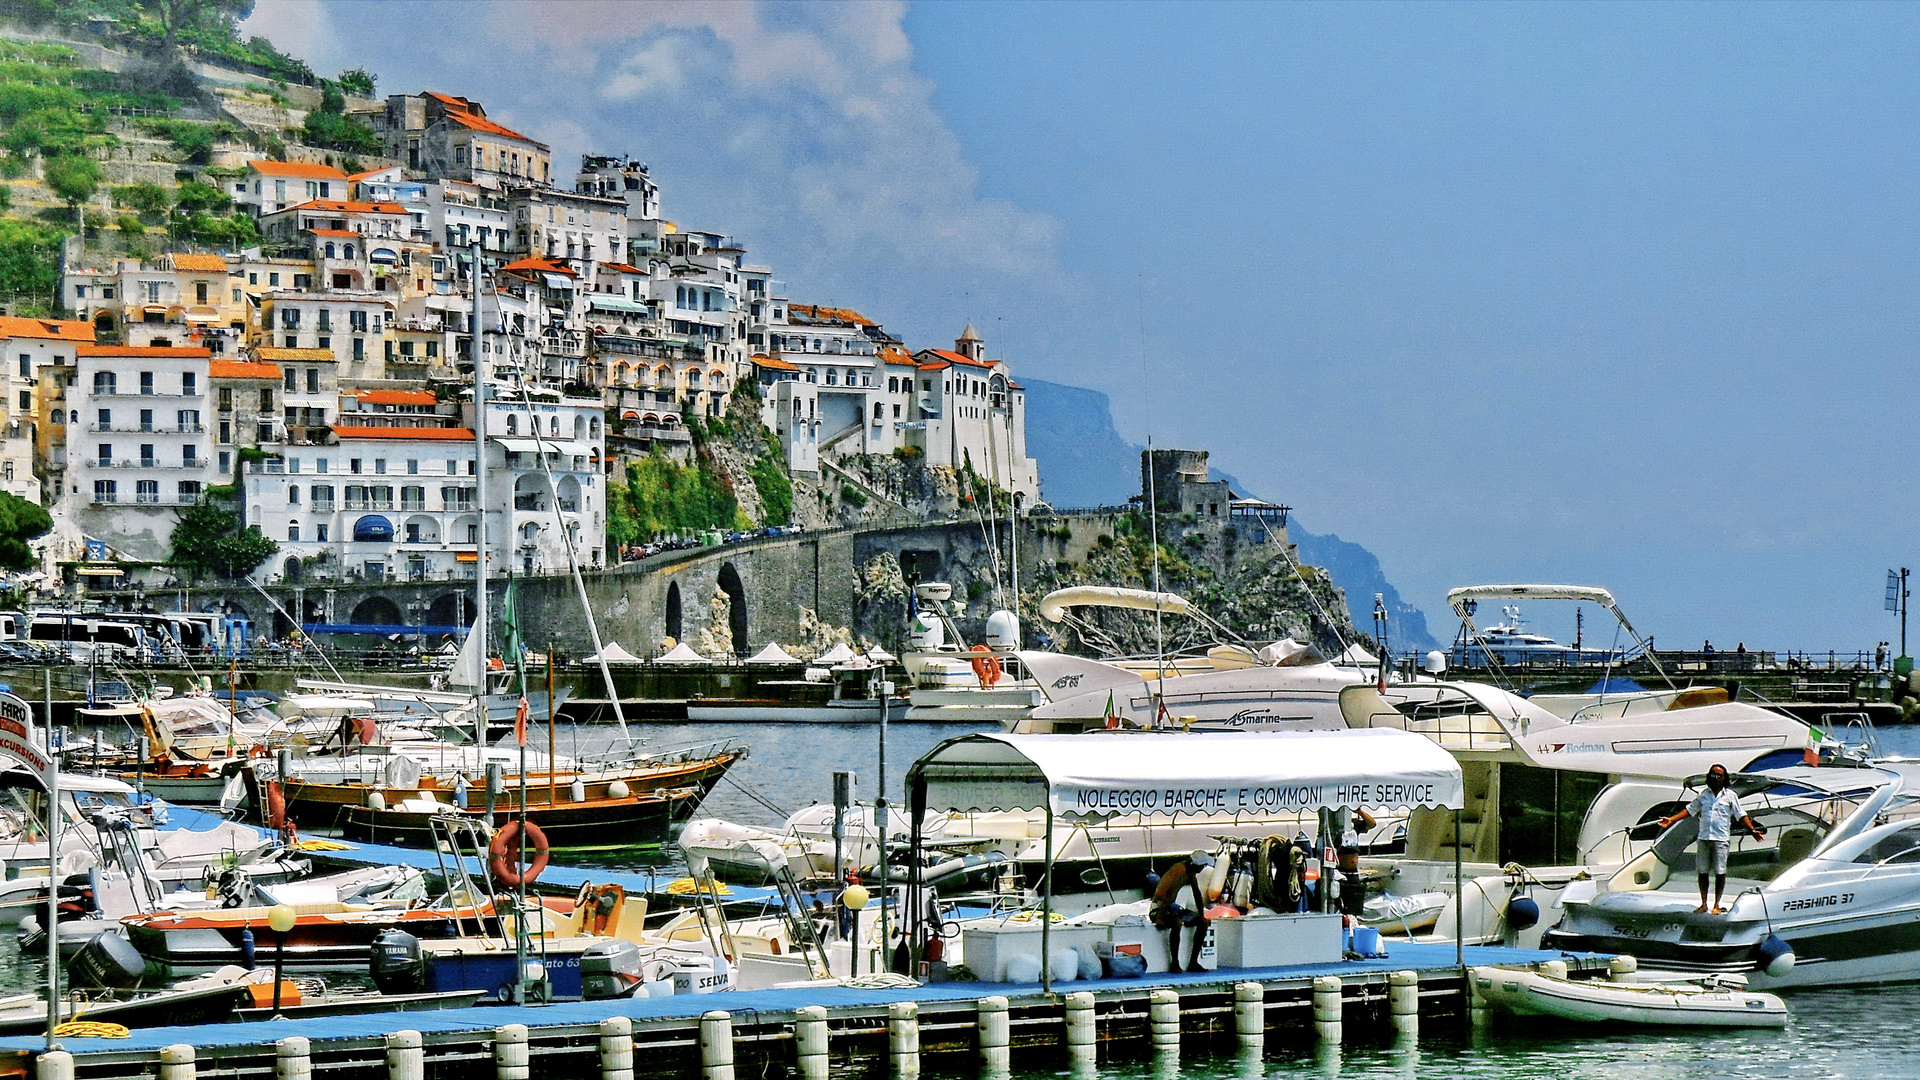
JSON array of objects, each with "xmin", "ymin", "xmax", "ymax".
[{"xmin": 471, "ymin": 240, "xmax": 490, "ymax": 747}]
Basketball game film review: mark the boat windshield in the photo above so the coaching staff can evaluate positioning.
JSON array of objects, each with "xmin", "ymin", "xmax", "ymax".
[{"xmin": 1648, "ymin": 785, "xmax": 1864, "ymax": 883}]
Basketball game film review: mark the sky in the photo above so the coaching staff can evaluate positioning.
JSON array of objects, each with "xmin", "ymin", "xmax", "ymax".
[{"xmin": 242, "ymin": 1, "xmax": 1920, "ymax": 651}]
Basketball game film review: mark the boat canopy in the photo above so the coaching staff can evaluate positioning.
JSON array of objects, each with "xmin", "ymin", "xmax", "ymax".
[
  {"xmin": 1333, "ymin": 642, "xmax": 1379, "ymax": 666},
  {"xmin": 1446, "ymin": 584, "xmax": 1618, "ymax": 616},
  {"xmin": 906, "ymin": 729, "xmax": 1463, "ymax": 823},
  {"xmin": 814, "ymin": 642, "xmax": 856, "ymax": 664},
  {"xmin": 1039, "ymin": 586, "xmax": 1202, "ymax": 624}
]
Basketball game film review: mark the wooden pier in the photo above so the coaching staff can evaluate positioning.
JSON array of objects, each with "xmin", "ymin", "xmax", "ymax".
[{"xmin": 0, "ymin": 944, "xmax": 1608, "ymax": 1080}]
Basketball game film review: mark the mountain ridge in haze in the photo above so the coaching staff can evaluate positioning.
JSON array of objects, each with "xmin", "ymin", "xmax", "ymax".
[{"xmin": 1022, "ymin": 377, "xmax": 1440, "ymax": 651}]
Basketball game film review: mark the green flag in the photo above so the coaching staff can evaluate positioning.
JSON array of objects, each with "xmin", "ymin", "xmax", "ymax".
[{"xmin": 502, "ymin": 575, "xmax": 522, "ymax": 663}]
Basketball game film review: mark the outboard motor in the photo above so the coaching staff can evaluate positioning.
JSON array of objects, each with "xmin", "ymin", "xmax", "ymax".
[
  {"xmin": 580, "ymin": 939, "xmax": 646, "ymax": 1000},
  {"xmin": 69, "ymin": 931, "xmax": 145, "ymax": 990},
  {"xmin": 369, "ymin": 928, "xmax": 425, "ymax": 994}
]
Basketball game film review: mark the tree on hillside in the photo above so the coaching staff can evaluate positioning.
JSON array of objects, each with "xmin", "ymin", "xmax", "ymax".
[
  {"xmin": 0, "ymin": 492, "xmax": 52, "ymax": 570},
  {"xmin": 169, "ymin": 499, "xmax": 276, "ymax": 580},
  {"xmin": 42, "ymin": 154, "xmax": 98, "ymax": 222},
  {"xmin": 336, "ymin": 68, "xmax": 375, "ymax": 98},
  {"xmin": 136, "ymin": 0, "xmax": 256, "ymax": 52}
]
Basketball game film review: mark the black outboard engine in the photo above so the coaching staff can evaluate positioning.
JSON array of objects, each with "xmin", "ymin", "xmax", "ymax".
[
  {"xmin": 69, "ymin": 931, "xmax": 145, "ymax": 990},
  {"xmin": 580, "ymin": 939, "xmax": 646, "ymax": 1000},
  {"xmin": 369, "ymin": 929, "xmax": 425, "ymax": 994}
]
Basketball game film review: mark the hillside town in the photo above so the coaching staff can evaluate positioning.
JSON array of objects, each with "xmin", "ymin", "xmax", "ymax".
[{"xmin": 4, "ymin": 86, "xmax": 1041, "ymax": 592}]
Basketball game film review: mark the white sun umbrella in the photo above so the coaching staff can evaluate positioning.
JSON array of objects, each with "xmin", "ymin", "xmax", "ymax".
[
  {"xmin": 747, "ymin": 642, "xmax": 801, "ymax": 665},
  {"xmin": 1334, "ymin": 642, "xmax": 1379, "ymax": 666},
  {"xmin": 585, "ymin": 641, "xmax": 645, "ymax": 665},
  {"xmin": 657, "ymin": 641, "xmax": 709, "ymax": 664},
  {"xmin": 865, "ymin": 645, "xmax": 897, "ymax": 662},
  {"xmin": 815, "ymin": 642, "xmax": 856, "ymax": 665}
]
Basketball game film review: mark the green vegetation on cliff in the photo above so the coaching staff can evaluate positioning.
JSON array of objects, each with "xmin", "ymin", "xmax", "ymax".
[{"xmin": 605, "ymin": 451, "xmax": 745, "ymax": 545}]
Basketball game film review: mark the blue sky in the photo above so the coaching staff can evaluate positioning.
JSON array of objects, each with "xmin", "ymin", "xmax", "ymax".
[{"xmin": 245, "ymin": 1, "xmax": 1920, "ymax": 650}]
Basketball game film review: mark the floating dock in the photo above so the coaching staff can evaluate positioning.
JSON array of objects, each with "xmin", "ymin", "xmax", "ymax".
[{"xmin": 0, "ymin": 942, "xmax": 1606, "ymax": 1079}]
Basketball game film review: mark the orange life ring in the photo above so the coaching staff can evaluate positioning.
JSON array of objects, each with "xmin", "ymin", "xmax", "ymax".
[
  {"xmin": 488, "ymin": 820, "xmax": 550, "ymax": 888},
  {"xmin": 969, "ymin": 645, "xmax": 1003, "ymax": 688},
  {"xmin": 248, "ymin": 743, "xmax": 269, "ymax": 759}
]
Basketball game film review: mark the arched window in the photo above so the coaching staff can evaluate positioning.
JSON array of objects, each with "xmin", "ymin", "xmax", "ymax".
[
  {"xmin": 505, "ymin": 415, "xmax": 518, "ymax": 435},
  {"xmin": 324, "ymin": 243, "xmax": 336, "ymax": 259},
  {"xmin": 549, "ymin": 416, "xmax": 559, "ymax": 436},
  {"xmin": 287, "ymin": 521, "xmax": 300, "ymax": 542},
  {"xmin": 873, "ymin": 402, "xmax": 884, "ymax": 420},
  {"xmin": 344, "ymin": 244, "xmax": 355, "ymax": 260}
]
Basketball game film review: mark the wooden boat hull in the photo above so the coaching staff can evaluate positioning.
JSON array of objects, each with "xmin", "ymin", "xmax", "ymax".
[
  {"xmin": 340, "ymin": 787, "xmax": 700, "ymax": 848},
  {"xmin": 268, "ymin": 750, "xmax": 741, "ymax": 830},
  {"xmin": 0, "ymin": 980, "xmax": 251, "ymax": 1035},
  {"xmin": 1470, "ymin": 966, "xmax": 1789, "ymax": 1028},
  {"xmin": 123, "ymin": 906, "xmax": 532, "ymax": 973}
]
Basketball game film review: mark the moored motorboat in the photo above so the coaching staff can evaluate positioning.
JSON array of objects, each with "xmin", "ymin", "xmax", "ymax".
[{"xmin": 1470, "ymin": 965, "xmax": 1787, "ymax": 1028}]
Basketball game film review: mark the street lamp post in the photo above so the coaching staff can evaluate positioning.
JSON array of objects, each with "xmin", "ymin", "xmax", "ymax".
[{"xmin": 267, "ymin": 904, "xmax": 296, "ymax": 1017}]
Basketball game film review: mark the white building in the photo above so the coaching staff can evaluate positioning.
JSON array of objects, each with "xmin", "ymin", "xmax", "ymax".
[
  {"xmin": 0, "ymin": 316, "xmax": 91, "ymax": 502},
  {"xmin": 232, "ymin": 161, "xmax": 349, "ymax": 218},
  {"xmin": 910, "ymin": 327, "xmax": 1039, "ymax": 500},
  {"xmin": 65, "ymin": 345, "xmax": 213, "ymax": 559},
  {"xmin": 479, "ymin": 391, "xmax": 605, "ymax": 574}
]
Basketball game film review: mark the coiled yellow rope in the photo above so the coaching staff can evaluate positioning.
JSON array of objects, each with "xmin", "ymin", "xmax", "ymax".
[{"xmin": 52, "ymin": 1020, "xmax": 130, "ymax": 1038}]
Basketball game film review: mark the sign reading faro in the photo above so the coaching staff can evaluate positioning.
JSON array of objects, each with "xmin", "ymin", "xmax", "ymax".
[{"xmin": 0, "ymin": 692, "xmax": 45, "ymax": 773}]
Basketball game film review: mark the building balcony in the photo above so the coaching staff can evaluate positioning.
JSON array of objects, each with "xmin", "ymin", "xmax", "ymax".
[
  {"xmin": 400, "ymin": 498, "xmax": 427, "ymax": 512},
  {"xmin": 100, "ymin": 459, "xmax": 207, "ymax": 470},
  {"xmin": 343, "ymin": 497, "xmax": 395, "ymax": 511},
  {"xmin": 309, "ymin": 500, "xmax": 335, "ymax": 513},
  {"xmin": 135, "ymin": 492, "xmax": 160, "ymax": 504},
  {"xmin": 86, "ymin": 424, "xmax": 205, "ymax": 434},
  {"xmin": 513, "ymin": 495, "xmax": 546, "ymax": 511},
  {"xmin": 444, "ymin": 501, "xmax": 475, "ymax": 513},
  {"xmin": 89, "ymin": 391, "xmax": 204, "ymax": 400}
]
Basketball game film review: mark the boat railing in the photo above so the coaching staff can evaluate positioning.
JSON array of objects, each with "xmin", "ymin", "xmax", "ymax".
[{"xmin": 583, "ymin": 737, "xmax": 748, "ymax": 773}]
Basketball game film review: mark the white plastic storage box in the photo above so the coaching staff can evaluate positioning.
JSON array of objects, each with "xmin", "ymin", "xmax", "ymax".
[
  {"xmin": 1210, "ymin": 913, "xmax": 1344, "ymax": 968},
  {"xmin": 961, "ymin": 923, "xmax": 1110, "ymax": 982}
]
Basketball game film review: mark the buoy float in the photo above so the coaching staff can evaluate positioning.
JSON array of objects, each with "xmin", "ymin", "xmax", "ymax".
[
  {"xmin": 1506, "ymin": 895, "xmax": 1541, "ymax": 932},
  {"xmin": 1756, "ymin": 934, "xmax": 1795, "ymax": 978},
  {"xmin": 607, "ymin": 780, "xmax": 630, "ymax": 799}
]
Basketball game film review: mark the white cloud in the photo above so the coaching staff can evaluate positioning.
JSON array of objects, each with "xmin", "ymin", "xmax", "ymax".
[{"xmin": 237, "ymin": 0, "xmax": 347, "ymax": 78}]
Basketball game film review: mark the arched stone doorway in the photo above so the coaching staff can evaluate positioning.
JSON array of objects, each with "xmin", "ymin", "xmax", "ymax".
[
  {"xmin": 717, "ymin": 562, "xmax": 748, "ymax": 657},
  {"xmin": 665, "ymin": 581, "xmax": 683, "ymax": 644}
]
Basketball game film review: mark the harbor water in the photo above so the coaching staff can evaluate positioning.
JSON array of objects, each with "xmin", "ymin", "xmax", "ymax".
[{"xmin": 19, "ymin": 713, "xmax": 1920, "ymax": 1075}]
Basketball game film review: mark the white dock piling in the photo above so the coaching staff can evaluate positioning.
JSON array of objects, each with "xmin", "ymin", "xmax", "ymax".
[
  {"xmin": 889, "ymin": 1000, "xmax": 921, "ymax": 1077},
  {"xmin": 795, "ymin": 1005, "xmax": 830, "ymax": 1080},
  {"xmin": 494, "ymin": 1023, "xmax": 529, "ymax": 1080},
  {"xmin": 1608, "ymin": 955, "xmax": 1638, "ymax": 981},
  {"xmin": 386, "ymin": 1030, "xmax": 424, "ymax": 1080},
  {"xmin": 159, "ymin": 1044, "xmax": 196, "ymax": 1080},
  {"xmin": 34, "ymin": 1051, "xmax": 72, "ymax": 1080},
  {"xmin": 598, "ymin": 1016, "xmax": 634, "ymax": 1080},
  {"xmin": 1311, "ymin": 975, "xmax": 1343, "ymax": 1042},
  {"xmin": 276, "ymin": 1036, "xmax": 312, "ymax": 1080},
  {"xmin": 700, "ymin": 1011, "xmax": 736, "ymax": 1080},
  {"xmin": 1064, "ymin": 991, "xmax": 1097, "ymax": 1066},
  {"xmin": 1388, "ymin": 970, "xmax": 1419, "ymax": 1039},
  {"xmin": 1149, "ymin": 988, "xmax": 1181, "ymax": 1053},
  {"xmin": 977, "ymin": 995, "xmax": 1011, "ymax": 1074},
  {"xmin": 1233, "ymin": 982, "xmax": 1265, "ymax": 1050}
]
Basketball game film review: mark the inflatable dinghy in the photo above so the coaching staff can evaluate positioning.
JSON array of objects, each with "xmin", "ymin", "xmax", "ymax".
[{"xmin": 1470, "ymin": 966, "xmax": 1787, "ymax": 1028}]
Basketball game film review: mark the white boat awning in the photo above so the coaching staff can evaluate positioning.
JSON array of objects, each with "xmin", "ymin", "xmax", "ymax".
[
  {"xmin": 908, "ymin": 729, "xmax": 1463, "ymax": 822},
  {"xmin": 1447, "ymin": 584, "xmax": 1618, "ymax": 614}
]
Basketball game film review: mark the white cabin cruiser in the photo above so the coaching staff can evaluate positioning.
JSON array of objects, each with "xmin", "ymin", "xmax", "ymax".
[{"xmin": 1544, "ymin": 765, "xmax": 1920, "ymax": 988}]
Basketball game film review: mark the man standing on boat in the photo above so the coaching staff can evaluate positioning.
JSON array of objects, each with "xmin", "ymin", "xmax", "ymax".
[{"xmin": 1658, "ymin": 764, "xmax": 1765, "ymax": 914}]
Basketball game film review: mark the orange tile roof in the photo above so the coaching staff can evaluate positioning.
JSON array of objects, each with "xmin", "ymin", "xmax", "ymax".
[
  {"xmin": 77, "ymin": 345, "xmax": 210, "ymax": 358},
  {"xmin": 347, "ymin": 168, "xmax": 399, "ymax": 182},
  {"xmin": 879, "ymin": 346, "xmax": 918, "ymax": 367},
  {"xmin": 331, "ymin": 425, "xmax": 474, "ymax": 441},
  {"xmin": 788, "ymin": 303, "xmax": 874, "ymax": 326},
  {"xmin": 285, "ymin": 199, "xmax": 407, "ymax": 215},
  {"xmin": 168, "ymin": 253, "xmax": 229, "ymax": 273},
  {"xmin": 308, "ymin": 229, "xmax": 360, "ymax": 237},
  {"xmin": 751, "ymin": 354, "xmax": 800, "ymax": 372},
  {"xmin": 921, "ymin": 348, "xmax": 993, "ymax": 369},
  {"xmin": 600, "ymin": 262, "xmax": 645, "ymax": 275},
  {"xmin": 248, "ymin": 160, "xmax": 348, "ymax": 180},
  {"xmin": 355, "ymin": 390, "xmax": 438, "ymax": 406},
  {"xmin": 255, "ymin": 347, "xmax": 335, "ymax": 361},
  {"xmin": 0, "ymin": 316, "xmax": 92, "ymax": 342},
  {"xmin": 209, "ymin": 360, "xmax": 281, "ymax": 380},
  {"xmin": 501, "ymin": 256, "xmax": 577, "ymax": 278}
]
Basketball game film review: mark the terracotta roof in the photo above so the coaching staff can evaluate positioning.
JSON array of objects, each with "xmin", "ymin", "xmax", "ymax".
[
  {"xmin": 501, "ymin": 256, "xmax": 577, "ymax": 278},
  {"xmin": 248, "ymin": 160, "xmax": 348, "ymax": 180},
  {"xmin": 446, "ymin": 110, "xmax": 540, "ymax": 144},
  {"xmin": 599, "ymin": 262, "xmax": 645, "ymax": 275},
  {"xmin": 77, "ymin": 345, "xmax": 209, "ymax": 358},
  {"xmin": 920, "ymin": 348, "xmax": 994, "ymax": 369},
  {"xmin": 168, "ymin": 253, "xmax": 229, "ymax": 273},
  {"xmin": 917, "ymin": 360, "xmax": 949, "ymax": 371},
  {"xmin": 284, "ymin": 199, "xmax": 407, "ymax": 215},
  {"xmin": 208, "ymin": 360, "xmax": 281, "ymax": 380},
  {"xmin": 355, "ymin": 390, "xmax": 438, "ymax": 406},
  {"xmin": 308, "ymin": 228, "xmax": 361, "ymax": 238},
  {"xmin": 879, "ymin": 346, "xmax": 918, "ymax": 367},
  {"xmin": 347, "ymin": 167, "xmax": 400, "ymax": 182},
  {"xmin": 751, "ymin": 354, "xmax": 799, "ymax": 372},
  {"xmin": 254, "ymin": 347, "xmax": 335, "ymax": 361},
  {"xmin": 331, "ymin": 425, "xmax": 474, "ymax": 441},
  {"xmin": 0, "ymin": 316, "xmax": 92, "ymax": 342},
  {"xmin": 788, "ymin": 303, "xmax": 873, "ymax": 326}
]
